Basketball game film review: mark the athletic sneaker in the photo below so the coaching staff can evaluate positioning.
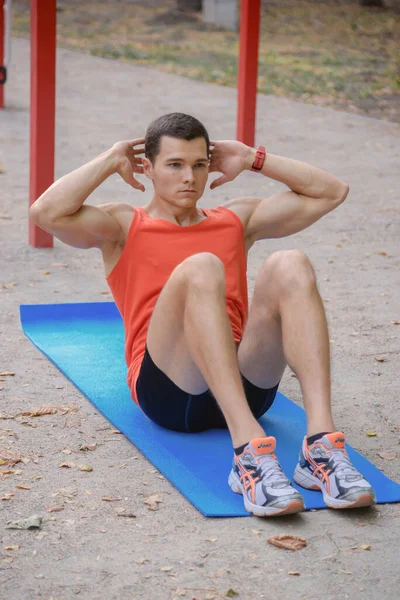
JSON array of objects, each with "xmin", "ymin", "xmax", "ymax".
[
  {"xmin": 293, "ymin": 431, "xmax": 376, "ymax": 509},
  {"xmin": 228, "ymin": 436, "xmax": 305, "ymax": 517}
]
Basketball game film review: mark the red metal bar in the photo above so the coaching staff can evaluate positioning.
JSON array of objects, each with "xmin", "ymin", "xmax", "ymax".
[
  {"xmin": 0, "ymin": 1, "xmax": 4, "ymax": 108},
  {"xmin": 29, "ymin": 0, "xmax": 56, "ymax": 247},
  {"xmin": 237, "ymin": 0, "xmax": 261, "ymax": 147}
]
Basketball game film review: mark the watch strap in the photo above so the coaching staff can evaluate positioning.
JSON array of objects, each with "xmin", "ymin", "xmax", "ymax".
[{"xmin": 251, "ymin": 145, "xmax": 266, "ymax": 172}]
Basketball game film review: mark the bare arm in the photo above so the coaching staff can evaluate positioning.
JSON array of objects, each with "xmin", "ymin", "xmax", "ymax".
[
  {"xmin": 29, "ymin": 139, "xmax": 145, "ymax": 249},
  {"xmin": 209, "ymin": 140, "xmax": 349, "ymax": 240}
]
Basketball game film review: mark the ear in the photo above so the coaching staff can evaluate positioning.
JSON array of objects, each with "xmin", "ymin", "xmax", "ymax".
[{"xmin": 142, "ymin": 157, "xmax": 154, "ymax": 180}]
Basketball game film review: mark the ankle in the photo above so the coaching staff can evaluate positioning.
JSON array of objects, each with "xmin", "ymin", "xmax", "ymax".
[{"xmin": 231, "ymin": 427, "xmax": 267, "ymax": 449}]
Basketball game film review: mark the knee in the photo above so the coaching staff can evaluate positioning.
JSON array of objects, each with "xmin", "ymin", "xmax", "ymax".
[
  {"xmin": 264, "ymin": 250, "xmax": 317, "ymax": 295},
  {"xmin": 174, "ymin": 252, "xmax": 225, "ymax": 291}
]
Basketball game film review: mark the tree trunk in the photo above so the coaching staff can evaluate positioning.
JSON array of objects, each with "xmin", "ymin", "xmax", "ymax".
[{"xmin": 177, "ymin": 0, "xmax": 203, "ymax": 12}]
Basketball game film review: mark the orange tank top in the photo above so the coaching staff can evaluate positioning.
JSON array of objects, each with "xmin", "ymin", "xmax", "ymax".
[{"xmin": 106, "ymin": 205, "xmax": 248, "ymax": 405}]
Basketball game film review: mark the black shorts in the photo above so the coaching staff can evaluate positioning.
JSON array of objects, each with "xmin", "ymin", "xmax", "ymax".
[{"xmin": 136, "ymin": 344, "xmax": 279, "ymax": 433}]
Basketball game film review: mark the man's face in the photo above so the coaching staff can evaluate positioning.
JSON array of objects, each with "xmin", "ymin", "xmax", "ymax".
[{"xmin": 143, "ymin": 136, "xmax": 209, "ymax": 207}]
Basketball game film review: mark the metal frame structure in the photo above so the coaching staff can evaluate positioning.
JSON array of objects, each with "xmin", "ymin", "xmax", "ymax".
[{"xmin": 0, "ymin": 0, "xmax": 261, "ymax": 248}]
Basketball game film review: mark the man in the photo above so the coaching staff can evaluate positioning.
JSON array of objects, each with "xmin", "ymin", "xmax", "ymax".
[{"xmin": 30, "ymin": 112, "xmax": 376, "ymax": 517}]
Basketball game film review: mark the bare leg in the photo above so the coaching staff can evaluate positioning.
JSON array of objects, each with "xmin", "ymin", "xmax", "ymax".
[
  {"xmin": 183, "ymin": 262, "xmax": 266, "ymax": 447},
  {"xmin": 238, "ymin": 250, "xmax": 336, "ymax": 438},
  {"xmin": 280, "ymin": 281, "xmax": 336, "ymax": 436},
  {"xmin": 146, "ymin": 253, "xmax": 266, "ymax": 447}
]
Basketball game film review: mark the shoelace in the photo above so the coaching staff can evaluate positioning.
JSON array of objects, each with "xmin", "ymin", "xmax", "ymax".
[
  {"xmin": 326, "ymin": 448, "xmax": 359, "ymax": 477},
  {"xmin": 257, "ymin": 453, "xmax": 289, "ymax": 485}
]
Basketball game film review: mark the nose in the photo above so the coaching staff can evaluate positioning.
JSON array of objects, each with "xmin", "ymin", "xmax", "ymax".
[{"xmin": 183, "ymin": 166, "xmax": 195, "ymax": 184}]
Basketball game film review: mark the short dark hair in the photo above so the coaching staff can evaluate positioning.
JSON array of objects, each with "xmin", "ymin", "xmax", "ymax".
[{"xmin": 145, "ymin": 112, "xmax": 210, "ymax": 165}]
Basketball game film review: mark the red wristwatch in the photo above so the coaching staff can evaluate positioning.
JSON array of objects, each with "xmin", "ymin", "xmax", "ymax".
[{"xmin": 251, "ymin": 146, "xmax": 266, "ymax": 172}]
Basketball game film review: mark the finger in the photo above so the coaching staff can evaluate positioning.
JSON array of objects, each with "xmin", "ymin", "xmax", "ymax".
[
  {"xmin": 131, "ymin": 176, "xmax": 145, "ymax": 192},
  {"xmin": 131, "ymin": 137, "xmax": 145, "ymax": 146},
  {"xmin": 133, "ymin": 147, "xmax": 145, "ymax": 155},
  {"xmin": 210, "ymin": 175, "xmax": 229, "ymax": 190}
]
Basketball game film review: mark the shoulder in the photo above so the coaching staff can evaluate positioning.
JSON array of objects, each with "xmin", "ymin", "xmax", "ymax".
[{"xmin": 220, "ymin": 197, "xmax": 260, "ymax": 236}]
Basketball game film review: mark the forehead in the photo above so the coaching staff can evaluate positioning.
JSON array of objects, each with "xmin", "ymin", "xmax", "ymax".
[{"xmin": 158, "ymin": 135, "xmax": 208, "ymax": 159}]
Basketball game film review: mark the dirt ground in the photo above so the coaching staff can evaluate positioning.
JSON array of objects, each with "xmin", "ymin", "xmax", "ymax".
[{"xmin": 1, "ymin": 37, "xmax": 400, "ymax": 600}]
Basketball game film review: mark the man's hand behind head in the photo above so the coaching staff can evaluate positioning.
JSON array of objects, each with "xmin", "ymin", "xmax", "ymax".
[{"xmin": 111, "ymin": 139, "xmax": 146, "ymax": 192}]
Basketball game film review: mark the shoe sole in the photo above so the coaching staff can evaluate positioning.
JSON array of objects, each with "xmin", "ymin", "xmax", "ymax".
[
  {"xmin": 293, "ymin": 465, "xmax": 376, "ymax": 509},
  {"xmin": 228, "ymin": 471, "xmax": 305, "ymax": 517}
]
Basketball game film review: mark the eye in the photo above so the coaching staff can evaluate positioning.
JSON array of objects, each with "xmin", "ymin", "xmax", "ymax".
[{"xmin": 169, "ymin": 162, "xmax": 181, "ymax": 168}]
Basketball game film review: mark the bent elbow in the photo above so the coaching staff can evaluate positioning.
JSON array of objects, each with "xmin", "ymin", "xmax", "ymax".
[{"xmin": 338, "ymin": 183, "xmax": 350, "ymax": 204}]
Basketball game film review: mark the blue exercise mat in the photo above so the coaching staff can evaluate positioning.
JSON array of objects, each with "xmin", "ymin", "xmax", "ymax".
[{"xmin": 20, "ymin": 302, "xmax": 400, "ymax": 517}]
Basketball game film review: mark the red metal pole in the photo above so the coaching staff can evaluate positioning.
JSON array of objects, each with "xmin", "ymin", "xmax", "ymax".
[
  {"xmin": 0, "ymin": 1, "xmax": 4, "ymax": 108},
  {"xmin": 29, "ymin": 0, "xmax": 56, "ymax": 248},
  {"xmin": 237, "ymin": 0, "xmax": 261, "ymax": 147}
]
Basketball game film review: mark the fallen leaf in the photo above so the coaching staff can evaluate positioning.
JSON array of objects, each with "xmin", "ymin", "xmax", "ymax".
[
  {"xmin": 42, "ymin": 271, "xmax": 51, "ymax": 275},
  {"xmin": 161, "ymin": 566, "xmax": 172, "ymax": 572},
  {"xmin": 0, "ymin": 469, "xmax": 18, "ymax": 475},
  {"xmin": 0, "ymin": 161, "xmax": 5, "ymax": 173},
  {"xmin": 6, "ymin": 515, "xmax": 43, "ymax": 530},
  {"xmin": 59, "ymin": 462, "xmax": 75, "ymax": 469},
  {"xmin": 4, "ymin": 546, "xmax": 20, "ymax": 551},
  {"xmin": 377, "ymin": 251, "xmax": 387, "ymax": 256},
  {"xmin": 1, "ymin": 493, "xmax": 14, "ymax": 500},
  {"xmin": 288, "ymin": 571, "xmax": 301, "ymax": 576},
  {"xmin": 360, "ymin": 544, "xmax": 371, "ymax": 551},
  {"xmin": 136, "ymin": 558, "xmax": 150, "ymax": 564},
  {"xmin": 20, "ymin": 404, "xmax": 58, "ymax": 417},
  {"xmin": 366, "ymin": 430, "xmax": 377, "ymax": 437},
  {"xmin": 378, "ymin": 451, "xmax": 396, "ymax": 461},
  {"xmin": 55, "ymin": 385, "xmax": 64, "ymax": 389},
  {"xmin": 267, "ymin": 535, "xmax": 307, "ymax": 551},
  {"xmin": 101, "ymin": 497, "xmax": 122, "ymax": 502},
  {"xmin": 375, "ymin": 356, "xmax": 387, "ymax": 363},
  {"xmin": 251, "ymin": 529, "xmax": 261, "ymax": 535},
  {"xmin": 336, "ymin": 244, "xmax": 342, "ymax": 248},
  {"xmin": 111, "ymin": 429, "xmax": 122, "ymax": 434},
  {"xmin": 16, "ymin": 485, "xmax": 31, "ymax": 490},
  {"xmin": 144, "ymin": 494, "xmax": 162, "ymax": 511},
  {"xmin": 391, "ymin": 321, "xmax": 400, "ymax": 325},
  {"xmin": 78, "ymin": 464, "xmax": 93, "ymax": 472},
  {"xmin": 117, "ymin": 511, "xmax": 136, "ymax": 518},
  {"xmin": 47, "ymin": 505, "xmax": 65, "ymax": 512},
  {"xmin": 61, "ymin": 448, "xmax": 73, "ymax": 455},
  {"xmin": 0, "ymin": 371, "xmax": 15, "ymax": 377},
  {"xmin": 58, "ymin": 404, "xmax": 79, "ymax": 415},
  {"xmin": 79, "ymin": 443, "xmax": 97, "ymax": 452},
  {"xmin": 226, "ymin": 590, "xmax": 240, "ymax": 598},
  {"xmin": 206, "ymin": 538, "xmax": 218, "ymax": 542}
]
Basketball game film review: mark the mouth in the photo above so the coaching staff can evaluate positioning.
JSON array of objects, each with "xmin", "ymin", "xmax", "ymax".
[{"xmin": 180, "ymin": 190, "xmax": 197, "ymax": 193}]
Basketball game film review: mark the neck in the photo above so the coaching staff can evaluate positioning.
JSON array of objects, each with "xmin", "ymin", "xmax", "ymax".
[{"xmin": 144, "ymin": 198, "xmax": 206, "ymax": 226}]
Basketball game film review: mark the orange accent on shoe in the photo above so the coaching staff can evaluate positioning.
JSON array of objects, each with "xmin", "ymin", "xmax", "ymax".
[
  {"xmin": 325, "ymin": 432, "xmax": 346, "ymax": 449},
  {"xmin": 249, "ymin": 436, "xmax": 276, "ymax": 455}
]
